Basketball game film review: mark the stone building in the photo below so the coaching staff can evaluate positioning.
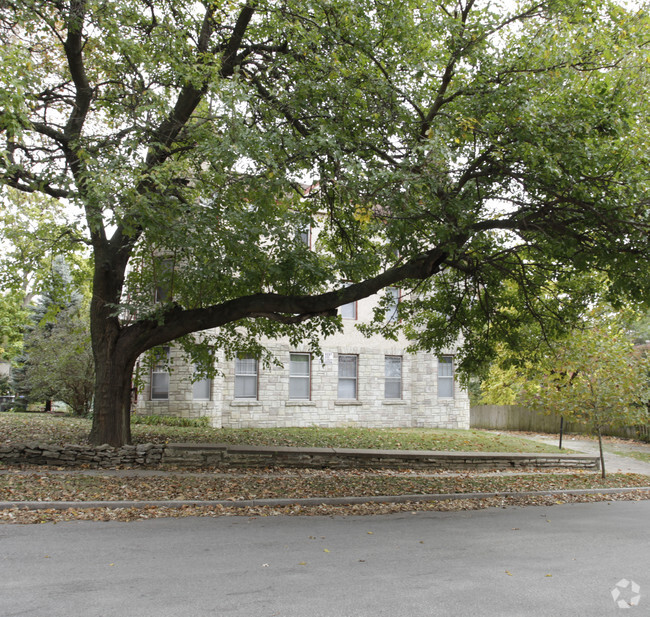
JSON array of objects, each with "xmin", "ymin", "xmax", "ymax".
[{"xmin": 135, "ymin": 288, "xmax": 470, "ymax": 430}]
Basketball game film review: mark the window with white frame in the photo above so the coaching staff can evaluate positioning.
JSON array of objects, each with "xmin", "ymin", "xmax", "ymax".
[
  {"xmin": 289, "ymin": 353, "xmax": 311, "ymax": 400},
  {"xmin": 437, "ymin": 356, "xmax": 454, "ymax": 398},
  {"xmin": 192, "ymin": 367, "xmax": 211, "ymax": 400},
  {"xmin": 386, "ymin": 287, "xmax": 400, "ymax": 322},
  {"xmin": 339, "ymin": 300, "xmax": 357, "ymax": 319},
  {"xmin": 234, "ymin": 355, "xmax": 258, "ymax": 399},
  {"xmin": 338, "ymin": 282, "xmax": 357, "ymax": 319},
  {"xmin": 338, "ymin": 354, "xmax": 358, "ymax": 399},
  {"xmin": 385, "ymin": 356, "xmax": 402, "ymax": 399},
  {"xmin": 150, "ymin": 347, "xmax": 170, "ymax": 400}
]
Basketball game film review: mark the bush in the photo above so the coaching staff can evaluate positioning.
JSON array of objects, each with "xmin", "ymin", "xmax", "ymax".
[{"xmin": 131, "ymin": 414, "xmax": 210, "ymax": 428}]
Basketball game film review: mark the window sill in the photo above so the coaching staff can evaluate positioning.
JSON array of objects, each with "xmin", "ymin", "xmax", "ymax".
[
  {"xmin": 230, "ymin": 400, "xmax": 261, "ymax": 406},
  {"xmin": 383, "ymin": 400, "xmax": 407, "ymax": 405},
  {"xmin": 335, "ymin": 400, "xmax": 363, "ymax": 406},
  {"xmin": 285, "ymin": 401, "xmax": 316, "ymax": 406}
]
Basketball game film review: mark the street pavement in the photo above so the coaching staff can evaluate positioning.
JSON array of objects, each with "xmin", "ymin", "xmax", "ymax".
[{"xmin": 1, "ymin": 500, "xmax": 648, "ymax": 617}]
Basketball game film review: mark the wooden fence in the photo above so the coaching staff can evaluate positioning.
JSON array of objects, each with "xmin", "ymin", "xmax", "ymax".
[{"xmin": 470, "ymin": 405, "xmax": 649, "ymax": 441}]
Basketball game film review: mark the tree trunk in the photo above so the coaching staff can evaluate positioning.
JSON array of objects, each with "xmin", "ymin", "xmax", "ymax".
[
  {"xmin": 88, "ymin": 243, "xmax": 137, "ymax": 447},
  {"xmin": 597, "ymin": 425, "xmax": 606, "ymax": 479},
  {"xmin": 89, "ymin": 336, "xmax": 136, "ymax": 446}
]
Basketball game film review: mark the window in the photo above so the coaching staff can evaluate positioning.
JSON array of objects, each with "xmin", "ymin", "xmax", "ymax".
[
  {"xmin": 386, "ymin": 287, "xmax": 400, "ymax": 322},
  {"xmin": 339, "ymin": 300, "xmax": 357, "ymax": 320},
  {"xmin": 338, "ymin": 282, "xmax": 357, "ymax": 319},
  {"xmin": 385, "ymin": 356, "xmax": 402, "ymax": 399},
  {"xmin": 289, "ymin": 353, "xmax": 311, "ymax": 400},
  {"xmin": 192, "ymin": 367, "xmax": 211, "ymax": 401},
  {"xmin": 154, "ymin": 258, "xmax": 174, "ymax": 303},
  {"xmin": 438, "ymin": 356, "xmax": 454, "ymax": 398},
  {"xmin": 299, "ymin": 225, "xmax": 311, "ymax": 248},
  {"xmin": 234, "ymin": 355, "xmax": 258, "ymax": 399},
  {"xmin": 338, "ymin": 354, "xmax": 358, "ymax": 399},
  {"xmin": 150, "ymin": 347, "xmax": 170, "ymax": 400}
]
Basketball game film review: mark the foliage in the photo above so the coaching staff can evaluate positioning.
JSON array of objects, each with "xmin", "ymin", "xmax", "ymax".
[
  {"xmin": 20, "ymin": 306, "xmax": 95, "ymax": 416},
  {"xmin": 131, "ymin": 414, "xmax": 210, "ymax": 428},
  {"xmin": 0, "ymin": 374, "xmax": 13, "ymax": 396},
  {"xmin": 521, "ymin": 312, "xmax": 650, "ymax": 476},
  {"xmin": 13, "ymin": 257, "xmax": 94, "ymax": 416},
  {"xmin": 0, "ymin": 1, "xmax": 649, "ymax": 445},
  {"xmin": 0, "ymin": 188, "xmax": 90, "ymax": 305},
  {"xmin": 0, "ymin": 291, "xmax": 27, "ymax": 361}
]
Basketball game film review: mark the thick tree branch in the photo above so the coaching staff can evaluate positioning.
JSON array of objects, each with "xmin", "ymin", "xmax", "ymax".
[{"xmin": 125, "ymin": 244, "xmax": 456, "ymax": 353}]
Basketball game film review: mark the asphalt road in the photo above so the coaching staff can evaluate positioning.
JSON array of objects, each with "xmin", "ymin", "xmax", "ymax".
[{"xmin": 1, "ymin": 501, "xmax": 648, "ymax": 617}]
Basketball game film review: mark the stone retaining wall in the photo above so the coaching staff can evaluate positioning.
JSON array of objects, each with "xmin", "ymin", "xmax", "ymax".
[
  {"xmin": 0, "ymin": 442, "xmax": 599, "ymax": 471},
  {"xmin": 0, "ymin": 443, "xmax": 164, "ymax": 467},
  {"xmin": 162, "ymin": 443, "xmax": 600, "ymax": 471}
]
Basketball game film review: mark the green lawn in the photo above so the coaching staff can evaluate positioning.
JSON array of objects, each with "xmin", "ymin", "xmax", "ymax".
[{"xmin": 0, "ymin": 412, "xmax": 565, "ymax": 453}]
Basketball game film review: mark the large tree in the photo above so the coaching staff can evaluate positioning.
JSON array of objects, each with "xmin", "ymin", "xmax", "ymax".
[{"xmin": 1, "ymin": 0, "xmax": 648, "ymax": 445}]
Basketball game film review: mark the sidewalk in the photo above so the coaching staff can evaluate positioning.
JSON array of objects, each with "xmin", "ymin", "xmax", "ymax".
[{"xmin": 510, "ymin": 433, "xmax": 650, "ymax": 475}]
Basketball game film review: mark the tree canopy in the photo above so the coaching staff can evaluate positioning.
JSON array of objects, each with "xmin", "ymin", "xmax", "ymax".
[
  {"xmin": 520, "ymin": 309, "xmax": 650, "ymax": 477},
  {"xmin": 1, "ymin": 0, "xmax": 649, "ymax": 445}
]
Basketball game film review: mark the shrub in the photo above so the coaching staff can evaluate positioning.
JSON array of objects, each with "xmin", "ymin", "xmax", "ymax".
[{"xmin": 131, "ymin": 414, "xmax": 209, "ymax": 428}]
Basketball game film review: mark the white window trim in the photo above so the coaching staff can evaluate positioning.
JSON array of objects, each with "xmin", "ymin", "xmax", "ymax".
[
  {"xmin": 150, "ymin": 346, "xmax": 170, "ymax": 401},
  {"xmin": 192, "ymin": 368, "xmax": 211, "ymax": 401},
  {"xmin": 337, "ymin": 354, "xmax": 358, "ymax": 400},
  {"xmin": 289, "ymin": 352, "xmax": 311, "ymax": 400},
  {"xmin": 385, "ymin": 355, "xmax": 402, "ymax": 400},
  {"xmin": 234, "ymin": 355, "xmax": 259, "ymax": 400},
  {"xmin": 437, "ymin": 356, "xmax": 454, "ymax": 399}
]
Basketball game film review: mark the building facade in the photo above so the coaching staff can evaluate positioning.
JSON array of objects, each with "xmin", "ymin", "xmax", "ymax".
[{"xmin": 135, "ymin": 290, "xmax": 470, "ymax": 429}]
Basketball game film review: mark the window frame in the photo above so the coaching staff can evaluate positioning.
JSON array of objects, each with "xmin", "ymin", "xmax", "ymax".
[
  {"xmin": 384, "ymin": 355, "xmax": 403, "ymax": 400},
  {"xmin": 386, "ymin": 287, "xmax": 401, "ymax": 323},
  {"xmin": 339, "ymin": 300, "xmax": 357, "ymax": 320},
  {"xmin": 437, "ymin": 356, "xmax": 454, "ymax": 399},
  {"xmin": 234, "ymin": 354, "xmax": 259, "ymax": 400},
  {"xmin": 192, "ymin": 367, "xmax": 211, "ymax": 401},
  {"xmin": 150, "ymin": 346, "xmax": 170, "ymax": 401},
  {"xmin": 289, "ymin": 352, "xmax": 311, "ymax": 400},
  {"xmin": 337, "ymin": 354, "xmax": 358, "ymax": 400}
]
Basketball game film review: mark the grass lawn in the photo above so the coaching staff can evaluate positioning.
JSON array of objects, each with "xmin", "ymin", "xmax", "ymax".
[{"xmin": 0, "ymin": 412, "xmax": 567, "ymax": 453}]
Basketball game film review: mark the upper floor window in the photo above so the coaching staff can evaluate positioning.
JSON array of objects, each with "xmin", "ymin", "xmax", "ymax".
[
  {"xmin": 339, "ymin": 300, "xmax": 357, "ymax": 320},
  {"xmin": 386, "ymin": 287, "xmax": 400, "ymax": 322},
  {"xmin": 338, "ymin": 282, "xmax": 357, "ymax": 319},
  {"xmin": 154, "ymin": 258, "xmax": 174, "ymax": 303},
  {"xmin": 299, "ymin": 225, "xmax": 311, "ymax": 248},
  {"xmin": 234, "ymin": 355, "xmax": 258, "ymax": 399}
]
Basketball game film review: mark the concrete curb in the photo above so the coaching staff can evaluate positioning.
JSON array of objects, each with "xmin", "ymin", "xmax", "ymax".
[{"xmin": 2, "ymin": 487, "xmax": 649, "ymax": 511}]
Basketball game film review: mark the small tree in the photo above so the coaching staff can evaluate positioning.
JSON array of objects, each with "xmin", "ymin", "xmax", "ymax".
[
  {"xmin": 13, "ymin": 256, "xmax": 94, "ymax": 415},
  {"xmin": 22, "ymin": 306, "xmax": 94, "ymax": 416},
  {"xmin": 523, "ymin": 317, "xmax": 650, "ymax": 477}
]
